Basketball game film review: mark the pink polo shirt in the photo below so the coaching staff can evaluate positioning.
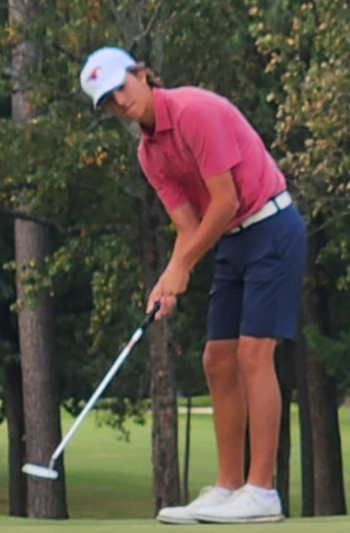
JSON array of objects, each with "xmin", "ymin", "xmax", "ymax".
[{"xmin": 138, "ymin": 87, "xmax": 286, "ymax": 229}]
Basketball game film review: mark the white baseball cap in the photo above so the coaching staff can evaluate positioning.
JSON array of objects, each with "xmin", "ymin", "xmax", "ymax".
[{"xmin": 80, "ymin": 46, "xmax": 136, "ymax": 107}]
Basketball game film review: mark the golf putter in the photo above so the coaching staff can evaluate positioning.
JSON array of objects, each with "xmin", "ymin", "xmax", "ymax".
[{"xmin": 22, "ymin": 301, "xmax": 160, "ymax": 480}]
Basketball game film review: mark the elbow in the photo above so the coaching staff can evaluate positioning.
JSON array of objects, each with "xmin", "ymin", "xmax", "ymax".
[{"xmin": 219, "ymin": 197, "xmax": 239, "ymax": 224}]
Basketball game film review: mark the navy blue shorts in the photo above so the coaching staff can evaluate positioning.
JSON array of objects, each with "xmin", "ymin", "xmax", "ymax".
[{"xmin": 207, "ymin": 205, "xmax": 306, "ymax": 341}]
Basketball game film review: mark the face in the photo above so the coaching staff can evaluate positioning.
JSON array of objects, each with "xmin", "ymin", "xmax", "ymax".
[{"xmin": 100, "ymin": 70, "xmax": 154, "ymax": 126}]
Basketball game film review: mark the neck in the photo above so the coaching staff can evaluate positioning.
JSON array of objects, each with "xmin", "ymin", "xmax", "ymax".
[{"xmin": 139, "ymin": 86, "xmax": 155, "ymax": 129}]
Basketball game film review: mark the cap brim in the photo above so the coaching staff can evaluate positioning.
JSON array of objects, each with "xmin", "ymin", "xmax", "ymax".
[{"xmin": 93, "ymin": 70, "xmax": 128, "ymax": 108}]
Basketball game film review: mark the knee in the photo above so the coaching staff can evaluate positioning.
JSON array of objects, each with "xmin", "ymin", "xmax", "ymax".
[
  {"xmin": 236, "ymin": 339, "xmax": 275, "ymax": 378},
  {"xmin": 203, "ymin": 343, "xmax": 237, "ymax": 382},
  {"xmin": 236, "ymin": 345, "xmax": 259, "ymax": 378}
]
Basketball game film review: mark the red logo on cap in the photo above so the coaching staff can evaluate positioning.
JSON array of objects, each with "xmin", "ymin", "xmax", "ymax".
[{"xmin": 87, "ymin": 67, "xmax": 100, "ymax": 81}]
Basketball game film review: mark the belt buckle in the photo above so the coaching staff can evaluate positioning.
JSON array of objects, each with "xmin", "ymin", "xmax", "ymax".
[{"xmin": 226, "ymin": 191, "xmax": 291, "ymax": 235}]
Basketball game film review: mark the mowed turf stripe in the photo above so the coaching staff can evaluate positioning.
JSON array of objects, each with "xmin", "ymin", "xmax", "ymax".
[
  {"xmin": 2, "ymin": 408, "xmax": 350, "ymax": 519},
  {"xmin": 0, "ymin": 516, "xmax": 350, "ymax": 533}
]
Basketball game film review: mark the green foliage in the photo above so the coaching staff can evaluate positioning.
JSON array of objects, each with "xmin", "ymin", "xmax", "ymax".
[
  {"xmin": 0, "ymin": 1, "xmax": 155, "ymax": 421},
  {"xmin": 0, "ymin": 0, "xmax": 278, "ymax": 414},
  {"xmin": 246, "ymin": 0, "xmax": 350, "ymax": 219},
  {"xmin": 1, "ymin": 0, "xmax": 350, "ymax": 420},
  {"xmin": 244, "ymin": 0, "xmax": 350, "ymax": 394},
  {"xmin": 95, "ymin": 397, "xmax": 149, "ymax": 442},
  {"xmin": 304, "ymin": 324, "xmax": 350, "ymax": 399},
  {"xmin": 164, "ymin": 0, "xmax": 278, "ymax": 142}
]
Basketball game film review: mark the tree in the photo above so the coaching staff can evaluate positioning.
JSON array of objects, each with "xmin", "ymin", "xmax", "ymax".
[
  {"xmin": 0, "ymin": 0, "xmax": 284, "ymax": 513},
  {"xmin": 2, "ymin": 0, "xmax": 349, "ymax": 518},
  {"xmin": 245, "ymin": 0, "xmax": 349, "ymax": 515},
  {"xmin": 1, "ymin": 302, "xmax": 26, "ymax": 516},
  {"xmin": 9, "ymin": 0, "xmax": 68, "ymax": 518}
]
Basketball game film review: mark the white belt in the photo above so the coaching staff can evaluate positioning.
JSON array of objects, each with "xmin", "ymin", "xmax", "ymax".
[{"xmin": 226, "ymin": 190, "xmax": 292, "ymax": 234}]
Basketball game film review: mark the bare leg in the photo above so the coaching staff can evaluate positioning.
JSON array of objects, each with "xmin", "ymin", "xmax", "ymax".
[
  {"xmin": 237, "ymin": 336, "xmax": 280, "ymax": 488},
  {"xmin": 203, "ymin": 340, "xmax": 247, "ymax": 490}
]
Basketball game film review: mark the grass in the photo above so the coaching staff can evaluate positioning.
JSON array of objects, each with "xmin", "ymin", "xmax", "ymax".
[
  {"xmin": 177, "ymin": 395, "xmax": 212, "ymax": 408},
  {"xmin": 0, "ymin": 403, "xmax": 349, "ymax": 530},
  {"xmin": 0, "ymin": 516, "xmax": 350, "ymax": 533}
]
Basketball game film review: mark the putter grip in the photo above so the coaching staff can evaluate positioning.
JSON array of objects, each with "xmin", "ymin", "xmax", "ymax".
[{"xmin": 141, "ymin": 301, "xmax": 161, "ymax": 329}]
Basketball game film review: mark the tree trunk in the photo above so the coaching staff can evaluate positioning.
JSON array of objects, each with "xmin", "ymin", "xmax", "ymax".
[
  {"xmin": 306, "ymin": 349, "xmax": 346, "ymax": 515},
  {"xmin": 182, "ymin": 395, "xmax": 192, "ymax": 504},
  {"xmin": 3, "ymin": 361, "xmax": 26, "ymax": 516},
  {"xmin": 15, "ymin": 221, "xmax": 68, "ymax": 518},
  {"xmin": 277, "ymin": 389, "xmax": 291, "ymax": 517},
  {"xmin": 294, "ymin": 320, "xmax": 315, "ymax": 517},
  {"xmin": 138, "ymin": 175, "xmax": 181, "ymax": 514},
  {"xmin": 275, "ymin": 341, "xmax": 295, "ymax": 518},
  {"xmin": 10, "ymin": 0, "xmax": 68, "ymax": 518},
  {"xmin": 303, "ymin": 231, "xmax": 346, "ymax": 516},
  {"xmin": 115, "ymin": 3, "xmax": 181, "ymax": 513},
  {"xmin": 0, "ymin": 300, "xmax": 26, "ymax": 516},
  {"xmin": 148, "ymin": 321, "xmax": 181, "ymax": 513}
]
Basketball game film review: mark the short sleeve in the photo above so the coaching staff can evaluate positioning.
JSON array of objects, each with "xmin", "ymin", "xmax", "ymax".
[{"xmin": 178, "ymin": 97, "xmax": 242, "ymax": 179}]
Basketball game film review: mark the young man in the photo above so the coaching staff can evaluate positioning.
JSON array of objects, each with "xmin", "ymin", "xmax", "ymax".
[{"xmin": 80, "ymin": 47, "xmax": 306, "ymax": 524}]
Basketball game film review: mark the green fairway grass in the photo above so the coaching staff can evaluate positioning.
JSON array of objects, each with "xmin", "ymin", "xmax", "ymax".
[
  {"xmin": 0, "ymin": 404, "xmax": 349, "ymax": 520},
  {"xmin": 0, "ymin": 516, "xmax": 350, "ymax": 533}
]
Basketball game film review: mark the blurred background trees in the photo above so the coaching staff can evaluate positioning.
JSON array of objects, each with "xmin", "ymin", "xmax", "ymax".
[{"xmin": 0, "ymin": 0, "xmax": 349, "ymax": 519}]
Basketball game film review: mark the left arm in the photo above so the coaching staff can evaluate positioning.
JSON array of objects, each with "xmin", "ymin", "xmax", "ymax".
[{"xmin": 160, "ymin": 169, "xmax": 239, "ymax": 295}]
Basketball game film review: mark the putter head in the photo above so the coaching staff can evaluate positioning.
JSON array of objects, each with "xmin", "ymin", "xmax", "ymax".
[{"xmin": 22, "ymin": 463, "xmax": 59, "ymax": 480}]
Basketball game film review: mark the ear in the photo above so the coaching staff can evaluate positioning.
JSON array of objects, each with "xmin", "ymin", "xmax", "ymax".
[{"xmin": 136, "ymin": 69, "xmax": 147, "ymax": 85}]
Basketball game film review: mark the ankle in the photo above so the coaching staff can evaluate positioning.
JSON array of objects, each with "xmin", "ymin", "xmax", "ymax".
[
  {"xmin": 216, "ymin": 480, "xmax": 244, "ymax": 492},
  {"xmin": 245, "ymin": 483, "xmax": 277, "ymax": 499},
  {"xmin": 215, "ymin": 486, "xmax": 233, "ymax": 497},
  {"xmin": 246, "ymin": 477, "xmax": 273, "ymax": 490}
]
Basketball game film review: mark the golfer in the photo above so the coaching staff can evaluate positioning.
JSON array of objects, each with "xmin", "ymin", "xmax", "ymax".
[{"xmin": 80, "ymin": 47, "xmax": 306, "ymax": 524}]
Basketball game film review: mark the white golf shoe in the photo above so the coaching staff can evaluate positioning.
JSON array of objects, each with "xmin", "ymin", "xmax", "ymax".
[
  {"xmin": 156, "ymin": 486, "xmax": 233, "ymax": 525},
  {"xmin": 195, "ymin": 484, "xmax": 284, "ymax": 523}
]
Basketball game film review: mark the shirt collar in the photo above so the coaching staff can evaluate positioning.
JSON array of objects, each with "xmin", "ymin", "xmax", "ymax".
[{"xmin": 141, "ymin": 88, "xmax": 172, "ymax": 138}]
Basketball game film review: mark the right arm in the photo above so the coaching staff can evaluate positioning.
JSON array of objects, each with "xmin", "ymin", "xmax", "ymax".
[
  {"xmin": 147, "ymin": 171, "xmax": 239, "ymax": 318},
  {"xmin": 147, "ymin": 202, "xmax": 200, "ymax": 319}
]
